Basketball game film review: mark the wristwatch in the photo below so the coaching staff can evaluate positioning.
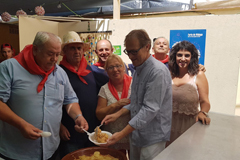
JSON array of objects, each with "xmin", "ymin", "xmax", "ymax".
[{"xmin": 200, "ymin": 111, "xmax": 209, "ymax": 117}]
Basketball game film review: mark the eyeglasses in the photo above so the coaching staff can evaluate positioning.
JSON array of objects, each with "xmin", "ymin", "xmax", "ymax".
[
  {"xmin": 123, "ymin": 46, "xmax": 143, "ymax": 56},
  {"xmin": 107, "ymin": 64, "xmax": 123, "ymax": 71}
]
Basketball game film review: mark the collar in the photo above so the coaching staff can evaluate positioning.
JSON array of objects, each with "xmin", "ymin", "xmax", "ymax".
[
  {"xmin": 135, "ymin": 55, "xmax": 153, "ymax": 75},
  {"xmin": 52, "ymin": 64, "xmax": 58, "ymax": 76}
]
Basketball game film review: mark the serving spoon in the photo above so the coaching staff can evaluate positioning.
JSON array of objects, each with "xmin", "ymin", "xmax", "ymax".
[
  {"xmin": 95, "ymin": 124, "xmax": 103, "ymax": 136},
  {"xmin": 81, "ymin": 127, "xmax": 91, "ymax": 136}
]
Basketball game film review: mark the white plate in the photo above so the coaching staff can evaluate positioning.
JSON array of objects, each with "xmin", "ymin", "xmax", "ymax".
[{"xmin": 88, "ymin": 131, "xmax": 112, "ymax": 146}]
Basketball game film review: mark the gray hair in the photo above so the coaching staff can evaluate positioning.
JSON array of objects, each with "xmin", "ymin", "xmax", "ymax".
[
  {"xmin": 153, "ymin": 36, "xmax": 168, "ymax": 46},
  {"xmin": 33, "ymin": 31, "xmax": 62, "ymax": 50}
]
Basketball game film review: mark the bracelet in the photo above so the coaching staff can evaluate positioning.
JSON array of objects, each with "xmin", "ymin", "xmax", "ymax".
[
  {"xmin": 199, "ymin": 111, "xmax": 209, "ymax": 117},
  {"xmin": 74, "ymin": 114, "xmax": 82, "ymax": 121}
]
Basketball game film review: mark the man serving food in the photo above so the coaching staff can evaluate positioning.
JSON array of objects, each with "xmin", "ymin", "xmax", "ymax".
[{"xmin": 0, "ymin": 31, "xmax": 88, "ymax": 160}]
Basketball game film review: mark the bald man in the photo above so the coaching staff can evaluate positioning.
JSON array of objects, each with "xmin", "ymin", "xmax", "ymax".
[
  {"xmin": 152, "ymin": 37, "xmax": 170, "ymax": 67},
  {"xmin": 91, "ymin": 39, "xmax": 129, "ymax": 92}
]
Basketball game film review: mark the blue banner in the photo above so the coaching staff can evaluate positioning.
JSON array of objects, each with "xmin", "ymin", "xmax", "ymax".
[{"xmin": 169, "ymin": 29, "xmax": 206, "ymax": 65}]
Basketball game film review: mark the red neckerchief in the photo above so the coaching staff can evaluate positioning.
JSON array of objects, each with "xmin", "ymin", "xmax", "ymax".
[
  {"xmin": 60, "ymin": 55, "xmax": 91, "ymax": 85},
  {"xmin": 14, "ymin": 45, "xmax": 55, "ymax": 93},
  {"xmin": 108, "ymin": 74, "xmax": 132, "ymax": 101},
  {"xmin": 153, "ymin": 54, "xmax": 169, "ymax": 64},
  {"xmin": 94, "ymin": 61, "xmax": 105, "ymax": 67}
]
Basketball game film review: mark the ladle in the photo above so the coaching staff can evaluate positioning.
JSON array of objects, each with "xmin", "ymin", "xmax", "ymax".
[{"xmin": 81, "ymin": 127, "xmax": 91, "ymax": 136}]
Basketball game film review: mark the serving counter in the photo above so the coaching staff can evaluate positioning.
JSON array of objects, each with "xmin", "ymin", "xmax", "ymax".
[{"xmin": 153, "ymin": 112, "xmax": 240, "ymax": 160}]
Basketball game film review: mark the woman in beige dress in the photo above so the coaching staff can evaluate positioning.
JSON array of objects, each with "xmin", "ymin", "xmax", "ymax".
[{"xmin": 167, "ymin": 41, "xmax": 211, "ymax": 146}]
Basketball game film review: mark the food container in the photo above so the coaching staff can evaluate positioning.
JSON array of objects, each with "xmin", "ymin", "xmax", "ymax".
[
  {"xmin": 89, "ymin": 131, "xmax": 112, "ymax": 146},
  {"xmin": 62, "ymin": 146, "xmax": 127, "ymax": 160}
]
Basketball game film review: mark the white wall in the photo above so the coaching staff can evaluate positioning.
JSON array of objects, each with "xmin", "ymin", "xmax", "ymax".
[
  {"xmin": 19, "ymin": 17, "xmax": 110, "ymax": 50},
  {"xmin": 19, "ymin": 16, "xmax": 59, "ymax": 50},
  {"xmin": 236, "ymin": 64, "xmax": 240, "ymax": 108},
  {"xmin": 108, "ymin": 14, "xmax": 240, "ymax": 115}
]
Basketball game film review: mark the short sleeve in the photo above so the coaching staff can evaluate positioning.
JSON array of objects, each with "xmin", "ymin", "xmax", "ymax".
[
  {"xmin": 0, "ymin": 62, "xmax": 12, "ymax": 103},
  {"xmin": 98, "ymin": 85, "xmax": 107, "ymax": 99}
]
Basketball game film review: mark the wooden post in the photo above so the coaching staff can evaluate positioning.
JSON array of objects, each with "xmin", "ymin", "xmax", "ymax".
[{"xmin": 113, "ymin": 0, "xmax": 121, "ymax": 20}]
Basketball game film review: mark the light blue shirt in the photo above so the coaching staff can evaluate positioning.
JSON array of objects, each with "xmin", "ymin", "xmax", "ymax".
[
  {"xmin": 0, "ymin": 59, "xmax": 78, "ymax": 160},
  {"xmin": 124, "ymin": 55, "xmax": 172, "ymax": 147}
]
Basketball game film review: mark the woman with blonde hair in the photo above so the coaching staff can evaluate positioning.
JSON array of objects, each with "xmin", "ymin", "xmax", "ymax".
[{"xmin": 96, "ymin": 54, "xmax": 132, "ymax": 153}]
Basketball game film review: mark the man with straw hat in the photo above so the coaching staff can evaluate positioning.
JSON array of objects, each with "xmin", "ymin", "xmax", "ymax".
[{"xmin": 58, "ymin": 31, "xmax": 100, "ymax": 158}]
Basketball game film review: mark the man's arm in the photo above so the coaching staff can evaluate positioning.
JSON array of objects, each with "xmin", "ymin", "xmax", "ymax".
[
  {"xmin": 64, "ymin": 102, "xmax": 89, "ymax": 132},
  {"xmin": 0, "ymin": 62, "xmax": 42, "ymax": 139},
  {"xmin": 199, "ymin": 64, "xmax": 206, "ymax": 72},
  {"xmin": 0, "ymin": 101, "xmax": 42, "ymax": 139}
]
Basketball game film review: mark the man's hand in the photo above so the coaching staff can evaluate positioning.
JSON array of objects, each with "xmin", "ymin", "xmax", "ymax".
[
  {"xmin": 199, "ymin": 64, "xmax": 206, "ymax": 72},
  {"xmin": 100, "ymin": 132, "xmax": 122, "ymax": 147},
  {"xmin": 20, "ymin": 122, "xmax": 42, "ymax": 140},
  {"xmin": 60, "ymin": 123, "xmax": 70, "ymax": 141},
  {"xmin": 74, "ymin": 116, "xmax": 89, "ymax": 133},
  {"xmin": 100, "ymin": 124, "xmax": 134, "ymax": 147}
]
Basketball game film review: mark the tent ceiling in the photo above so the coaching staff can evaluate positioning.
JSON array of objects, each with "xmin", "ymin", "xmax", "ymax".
[
  {"xmin": 1, "ymin": 0, "xmax": 232, "ymax": 18},
  {"xmin": 0, "ymin": 0, "xmax": 191, "ymax": 17},
  {"xmin": 0, "ymin": 0, "xmax": 134, "ymax": 16}
]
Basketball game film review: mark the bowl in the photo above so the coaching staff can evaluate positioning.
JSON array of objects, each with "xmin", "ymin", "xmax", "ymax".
[
  {"xmin": 61, "ymin": 146, "xmax": 127, "ymax": 160},
  {"xmin": 88, "ymin": 131, "xmax": 112, "ymax": 146}
]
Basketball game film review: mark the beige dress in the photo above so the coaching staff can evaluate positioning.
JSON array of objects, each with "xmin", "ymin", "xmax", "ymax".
[
  {"xmin": 98, "ymin": 82, "xmax": 131, "ymax": 150},
  {"xmin": 167, "ymin": 76, "xmax": 199, "ymax": 146}
]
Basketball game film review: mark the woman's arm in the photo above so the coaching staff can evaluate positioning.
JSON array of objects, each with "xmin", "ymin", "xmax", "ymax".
[
  {"xmin": 96, "ymin": 96, "xmax": 130, "ymax": 120},
  {"xmin": 196, "ymin": 71, "xmax": 211, "ymax": 125}
]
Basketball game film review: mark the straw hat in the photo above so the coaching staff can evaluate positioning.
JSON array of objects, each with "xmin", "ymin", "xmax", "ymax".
[{"xmin": 61, "ymin": 31, "xmax": 90, "ymax": 53}]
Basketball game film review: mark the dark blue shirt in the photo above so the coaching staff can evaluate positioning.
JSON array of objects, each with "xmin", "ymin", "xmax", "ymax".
[{"xmin": 60, "ymin": 65, "xmax": 100, "ymax": 144}]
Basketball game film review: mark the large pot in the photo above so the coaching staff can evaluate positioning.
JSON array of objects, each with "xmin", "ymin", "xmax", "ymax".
[{"xmin": 62, "ymin": 146, "xmax": 127, "ymax": 160}]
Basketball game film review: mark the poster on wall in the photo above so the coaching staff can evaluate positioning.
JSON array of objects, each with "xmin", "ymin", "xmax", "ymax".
[
  {"xmin": 113, "ymin": 45, "xmax": 121, "ymax": 55},
  {"xmin": 169, "ymin": 29, "xmax": 206, "ymax": 65}
]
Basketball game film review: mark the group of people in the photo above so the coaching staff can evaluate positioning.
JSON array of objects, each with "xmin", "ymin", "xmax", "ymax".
[{"xmin": 0, "ymin": 29, "xmax": 210, "ymax": 160}]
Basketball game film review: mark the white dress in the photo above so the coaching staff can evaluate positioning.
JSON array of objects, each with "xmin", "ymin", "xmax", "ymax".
[{"xmin": 98, "ymin": 82, "xmax": 131, "ymax": 150}]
